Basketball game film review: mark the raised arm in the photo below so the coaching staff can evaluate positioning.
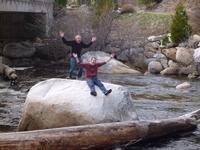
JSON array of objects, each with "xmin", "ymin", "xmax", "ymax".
[
  {"xmin": 81, "ymin": 37, "xmax": 96, "ymax": 48},
  {"xmin": 106, "ymin": 54, "xmax": 114, "ymax": 63},
  {"xmin": 59, "ymin": 31, "xmax": 74, "ymax": 46},
  {"xmin": 73, "ymin": 53, "xmax": 88, "ymax": 68},
  {"xmin": 97, "ymin": 54, "xmax": 114, "ymax": 67}
]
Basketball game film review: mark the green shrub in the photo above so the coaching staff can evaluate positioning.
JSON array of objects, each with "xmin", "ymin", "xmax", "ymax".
[
  {"xmin": 170, "ymin": 3, "xmax": 192, "ymax": 44},
  {"xmin": 55, "ymin": 0, "xmax": 68, "ymax": 7}
]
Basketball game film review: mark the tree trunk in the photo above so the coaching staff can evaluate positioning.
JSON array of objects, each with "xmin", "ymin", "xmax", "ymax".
[{"xmin": 0, "ymin": 109, "xmax": 199, "ymax": 150}]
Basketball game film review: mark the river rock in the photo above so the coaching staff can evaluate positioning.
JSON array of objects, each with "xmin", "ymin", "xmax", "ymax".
[
  {"xmin": 162, "ymin": 48, "xmax": 177, "ymax": 60},
  {"xmin": 148, "ymin": 61, "xmax": 163, "ymax": 74},
  {"xmin": 176, "ymin": 47, "xmax": 194, "ymax": 65},
  {"xmin": 147, "ymin": 35, "xmax": 163, "ymax": 42},
  {"xmin": 2, "ymin": 57, "xmax": 34, "ymax": 67},
  {"xmin": 3, "ymin": 42, "xmax": 36, "ymax": 58},
  {"xmin": 160, "ymin": 59, "xmax": 168, "ymax": 69},
  {"xmin": 18, "ymin": 79, "xmax": 138, "ymax": 131},
  {"xmin": 192, "ymin": 34, "xmax": 200, "ymax": 42},
  {"xmin": 176, "ymin": 82, "xmax": 191, "ymax": 89},
  {"xmin": 35, "ymin": 40, "xmax": 66, "ymax": 60},
  {"xmin": 82, "ymin": 51, "xmax": 142, "ymax": 75},
  {"xmin": 153, "ymin": 53, "xmax": 166, "ymax": 60},
  {"xmin": 193, "ymin": 48, "xmax": 200, "ymax": 63},
  {"xmin": 179, "ymin": 65, "xmax": 197, "ymax": 75},
  {"xmin": 168, "ymin": 60, "xmax": 179, "ymax": 68},
  {"xmin": 160, "ymin": 67, "xmax": 178, "ymax": 75}
]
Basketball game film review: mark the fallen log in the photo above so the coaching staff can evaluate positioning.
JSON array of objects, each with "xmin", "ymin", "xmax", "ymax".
[
  {"xmin": 0, "ymin": 109, "xmax": 199, "ymax": 150},
  {"xmin": 0, "ymin": 63, "xmax": 17, "ymax": 81}
]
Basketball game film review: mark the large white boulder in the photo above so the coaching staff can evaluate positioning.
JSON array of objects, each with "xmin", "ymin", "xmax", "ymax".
[
  {"xmin": 82, "ymin": 51, "xmax": 142, "ymax": 75},
  {"xmin": 18, "ymin": 79, "xmax": 138, "ymax": 131}
]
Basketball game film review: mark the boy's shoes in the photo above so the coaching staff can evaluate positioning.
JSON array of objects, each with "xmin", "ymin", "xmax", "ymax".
[
  {"xmin": 104, "ymin": 89, "xmax": 112, "ymax": 96},
  {"xmin": 90, "ymin": 91, "xmax": 97, "ymax": 96}
]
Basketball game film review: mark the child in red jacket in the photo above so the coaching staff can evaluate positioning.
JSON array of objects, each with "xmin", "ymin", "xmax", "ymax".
[{"xmin": 73, "ymin": 53, "xmax": 113, "ymax": 96}]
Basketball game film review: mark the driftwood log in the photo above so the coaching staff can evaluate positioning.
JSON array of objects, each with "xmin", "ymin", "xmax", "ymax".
[
  {"xmin": 0, "ymin": 109, "xmax": 199, "ymax": 150},
  {"xmin": 0, "ymin": 63, "xmax": 17, "ymax": 81}
]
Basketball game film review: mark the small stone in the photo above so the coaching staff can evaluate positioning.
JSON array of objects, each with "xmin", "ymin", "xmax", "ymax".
[
  {"xmin": 176, "ymin": 82, "xmax": 191, "ymax": 89},
  {"xmin": 148, "ymin": 61, "xmax": 163, "ymax": 74}
]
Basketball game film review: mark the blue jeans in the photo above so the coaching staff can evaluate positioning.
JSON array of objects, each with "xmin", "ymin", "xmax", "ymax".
[
  {"xmin": 87, "ymin": 77, "xmax": 107, "ymax": 93},
  {"xmin": 69, "ymin": 56, "xmax": 83, "ymax": 78}
]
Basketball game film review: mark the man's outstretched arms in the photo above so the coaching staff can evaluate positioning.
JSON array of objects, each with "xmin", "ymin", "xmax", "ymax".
[
  {"xmin": 59, "ymin": 31, "xmax": 74, "ymax": 46},
  {"xmin": 82, "ymin": 37, "xmax": 97, "ymax": 48}
]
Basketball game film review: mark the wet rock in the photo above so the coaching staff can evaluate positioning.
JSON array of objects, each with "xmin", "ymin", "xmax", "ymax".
[
  {"xmin": 160, "ymin": 59, "xmax": 168, "ymax": 69},
  {"xmin": 153, "ymin": 53, "xmax": 166, "ymax": 60},
  {"xmin": 117, "ymin": 48, "xmax": 146, "ymax": 70},
  {"xmin": 148, "ymin": 61, "xmax": 163, "ymax": 74},
  {"xmin": 188, "ymin": 73, "xmax": 198, "ymax": 79},
  {"xmin": 83, "ymin": 51, "xmax": 142, "ymax": 75},
  {"xmin": 160, "ymin": 67, "xmax": 179, "ymax": 75},
  {"xmin": 176, "ymin": 82, "xmax": 191, "ymax": 89},
  {"xmin": 168, "ymin": 60, "xmax": 179, "ymax": 68},
  {"xmin": 2, "ymin": 57, "xmax": 34, "ymax": 67},
  {"xmin": 192, "ymin": 34, "xmax": 200, "ymax": 42},
  {"xmin": 147, "ymin": 35, "xmax": 163, "ymax": 42},
  {"xmin": 193, "ymin": 47, "xmax": 200, "ymax": 63},
  {"xmin": 179, "ymin": 65, "xmax": 197, "ymax": 75},
  {"xmin": 176, "ymin": 47, "xmax": 194, "ymax": 66},
  {"xmin": 144, "ymin": 42, "xmax": 160, "ymax": 52},
  {"xmin": 35, "ymin": 40, "xmax": 66, "ymax": 60},
  {"xmin": 3, "ymin": 42, "xmax": 35, "ymax": 58},
  {"xmin": 18, "ymin": 79, "xmax": 138, "ymax": 131},
  {"xmin": 162, "ymin": 48, "xmax": 177, "ymax": 60}
]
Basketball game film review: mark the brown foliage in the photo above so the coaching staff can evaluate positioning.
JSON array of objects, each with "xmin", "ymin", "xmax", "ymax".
[{"xmin": 120, "ymin": 4, "xmax": 135, "ymax": 14}]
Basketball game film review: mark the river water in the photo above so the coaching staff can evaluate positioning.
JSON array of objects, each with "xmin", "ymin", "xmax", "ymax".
[{"xmin": 0, "ymin": 66, "xmax": 200, "ymax": 150}]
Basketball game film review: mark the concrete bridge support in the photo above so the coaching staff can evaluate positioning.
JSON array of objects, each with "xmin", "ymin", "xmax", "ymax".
[{"xmin": 0, "ymin": 0, "xmax": 54, "ymax": 38}]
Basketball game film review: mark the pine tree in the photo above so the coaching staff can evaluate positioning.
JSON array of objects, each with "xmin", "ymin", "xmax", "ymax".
[{"xmin": 170, "ymin": 3, "xmax": 192, "ymax": 44}]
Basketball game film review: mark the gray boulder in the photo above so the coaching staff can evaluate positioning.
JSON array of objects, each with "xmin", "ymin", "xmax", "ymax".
[
  {"xmin": 176, "ymin": 47, "xmax": 194, "ymax": 66},
  {"xmin": 82, "ymin": 51, "xmax": 142, "ymax": 75},
  {"xmin": 3, "ymin": 42, "xmax": 36, "ymax": 58},
  {"xmin": 193, "ymin": 48, "xmax": 200, "ymax": 63},
  {"xmin": 35, "ymin": 40, "xmax": 66, "ymax": 60},
  {"xmin": 148, "ymin": 61, "xmax": 163, "ymax": 74}
]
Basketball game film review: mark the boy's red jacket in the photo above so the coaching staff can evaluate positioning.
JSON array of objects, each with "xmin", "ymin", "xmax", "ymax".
[{"xmin": 78, "ymin": 62, "xmax": 106, "ymax": 78}]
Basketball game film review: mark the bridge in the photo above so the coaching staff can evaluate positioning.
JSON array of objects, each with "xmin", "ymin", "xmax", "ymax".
[{"xmin": 0, "ymin": 0, "xmax": 54, "ymax": 39}]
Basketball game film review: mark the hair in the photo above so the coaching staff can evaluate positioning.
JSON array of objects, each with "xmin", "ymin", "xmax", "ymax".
[{"xmin": 91, "ymin": 57, "xmax": 97, "ymax": 60}]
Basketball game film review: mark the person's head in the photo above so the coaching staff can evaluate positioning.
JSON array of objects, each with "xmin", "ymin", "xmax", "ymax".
[
  {"xmin": 89, "ymin": 57, "xmax": 97, "ymax": 65},
  {"xmin": 75, "ymin": 35, "xmax": 82, "ymax": 43}
]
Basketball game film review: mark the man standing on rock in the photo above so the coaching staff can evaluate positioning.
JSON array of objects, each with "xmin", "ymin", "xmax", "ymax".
[{"xmin": 59, "ymin": 31, "xmax": 96, "ymax": 79}]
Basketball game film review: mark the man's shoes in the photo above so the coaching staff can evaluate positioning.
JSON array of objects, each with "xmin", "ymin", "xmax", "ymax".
[
  {"xmin": 104, "ymin": 89, "xmax": 112, "ymax": 96},
  {"xmin": 90, "ymin": 91, "xmax": 97, "ymax": 96}
]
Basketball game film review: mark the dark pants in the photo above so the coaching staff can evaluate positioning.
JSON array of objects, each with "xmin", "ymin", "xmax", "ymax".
[
  {"xmin": 87, "ymin": 77, "xmax": 107, "ymax": 93},
  {"xmin": 69, "ymin": 56, "xmax": 83, "ymax": 78}
]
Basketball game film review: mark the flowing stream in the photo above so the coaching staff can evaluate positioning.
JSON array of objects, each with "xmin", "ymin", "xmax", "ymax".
[{"xmin": 0, "ymin": 66, "xmax": 200, "ymax": 150}]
